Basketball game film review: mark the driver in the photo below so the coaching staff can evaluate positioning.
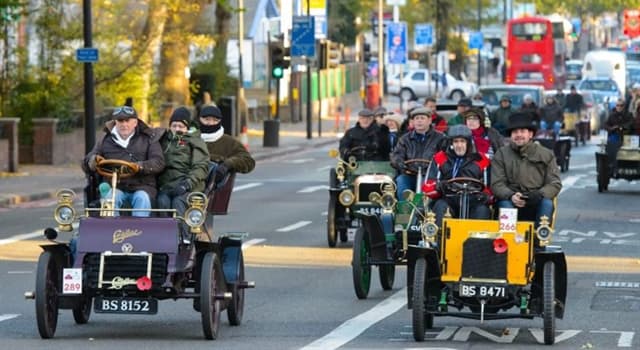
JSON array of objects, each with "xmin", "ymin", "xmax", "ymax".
[
  {"xmin": 338, "ymin": 108, "xmax": 390, "ymax": 161},
  {"xmin": 82, "ymin": 106, "xmax": 165, "ymax": 217},
  {"xmin": 391, "ymin": 107, "xmax": 446, "ymax": 198},
  {"xmin": 422, "ymin": 125, "xmax": 492, "ymax": 227},
  {"xmin": 491, "ymin": 112, "xmax": 562, "ymax": 227}
]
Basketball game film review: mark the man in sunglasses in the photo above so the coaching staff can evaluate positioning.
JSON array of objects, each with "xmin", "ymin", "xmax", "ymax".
[{"xmin": 82, "ymin": 106, "xmax": 165, "ymax": 216}]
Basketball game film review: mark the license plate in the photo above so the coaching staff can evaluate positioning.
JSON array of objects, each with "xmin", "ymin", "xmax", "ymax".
[
  {"xmin": 459, "ymin": 284, "xmax": 506, "ymax": 298},
  {"xmin": 94, "ymin": 297, "xmax": 158, "ymax": 314}
]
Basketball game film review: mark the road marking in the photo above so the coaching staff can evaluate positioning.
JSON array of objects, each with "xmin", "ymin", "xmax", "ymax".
[
  {"xmin": 317, "ymin": 165, "xmax": 332, "ymax": 172},
  {"xmin": 300, "ymin": 288, "xmax": 407, "ymax": 350},
  {"xmin": 595, "ymin": 281, "xmax": 640, "ymax": 289},
  {"xmin": 276, "ymin": 221, "xmax": 312, "ymax": 232},
  {"xmin": 560, "ymin": 174, "xmax": 586, "ymax": 195},
  {"xmin": 0, "ymin": 230, "xmax": 43, "ymax": 246},
  {"xmin": 242, "ymin": 238, "xmax": 266, "ymax": 250},
  {"xmin": 297, "ymin": 185, "xmax": 329, "ymax": 193},
  {"xmin": 0, "ymin": 314, "xmax": 20, "ymax": 322},
  {"xmin": 529, "ymin": 329, "xmax": 582, "ymax": 344},
  {"xmin": 8, "ymin": 271, "xmax": 32, "ymax": 274},
  {"xmin": 590, "ymin": 330, "xmax": 635, "ymax": 347},
  {"xmin": 569, "ymin": 163, "xmax": 596, "ymax": 170},
  {"xmin": 233, "ymin": 182, "xmax": 262, "ymax": 192},
  {"xmin": 285, "ymin": 158, "xmax": 314, "ymax": 164}
]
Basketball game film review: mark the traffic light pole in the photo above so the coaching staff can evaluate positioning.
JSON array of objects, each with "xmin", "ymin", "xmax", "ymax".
[
  {"xmin": 276, "ymin": 78, "xmax": 281, "ymax": 120},
  {"xmin": 306, "ymin": 1, "xmax": 312, "ymax": 139},
  {"xmin": 83, "ymin": 0, "xmax": 95, "ymax": 154}
]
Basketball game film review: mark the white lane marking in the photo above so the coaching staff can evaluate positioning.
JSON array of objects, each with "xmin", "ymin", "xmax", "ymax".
[
  {"xmin": 321, "ymin": 211, "xmax": 328, "ymax": 216},
  {"xmin": 590, "ymin": 330, "xmax": 635, "ymax": 347},
  {"xmin": 568, "ymin": 163, "xmax": 596, "ymax": 170},
  {"xmin": 0, "ymin": 314, "xmax": 20, "ymax": 322},
  {"xmin": 233, "ymin": 182, "xmax": 262, "ymax": 192},
  {"xmin": 285, "ymin": 158, "xmax": 314, "ymax": 164},
  {"xmin": 0, "ymin": 230, "xmax": 43, "ymax": 245},
  {"xmin": 276, "ymin": 221, "xmax": 312, "ymax": 232},
  {"xmin": 8, "ymin": 271, "xmax": 32, "ymax": 274},
  {"xmin": 317, "ymin": 165, "xmax": 332, "ymax": 172},
  {"xmin": 242, "ymin": 238, "xmax": 266, "ymax": 250},
  {"xmin": 559, "ymin": 174, "xmax": 586, "ymax": 195},
  {"xmin": 300, "ymin": 288, "xmax": 407, "ymax": 350},
  {"xmin": 297, "ymin": 185, "xmax": 329, "ymax": 193}
]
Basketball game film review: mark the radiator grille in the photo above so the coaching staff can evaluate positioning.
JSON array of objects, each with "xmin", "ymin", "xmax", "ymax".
[
  {"xmin": 83, "ymin": 253, "xmax": 168, "ymax": 292},
  {"xmin": 357, "ymin": 183, "xmax": 382, "ymax": 203},
  {"xmin": 461, "ymin": 238, "xmax": 506, "ymax": 279}
]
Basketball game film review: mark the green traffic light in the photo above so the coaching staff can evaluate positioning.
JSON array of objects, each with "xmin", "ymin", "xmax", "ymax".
[{"xmin": 272, "ymin": 67, "xmax": 284, "ymax": 79}]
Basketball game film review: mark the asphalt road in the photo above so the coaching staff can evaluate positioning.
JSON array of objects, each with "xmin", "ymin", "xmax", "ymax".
[{"xmin": 0, "ymin": 137, "xmax": 639, "ymax": 350}]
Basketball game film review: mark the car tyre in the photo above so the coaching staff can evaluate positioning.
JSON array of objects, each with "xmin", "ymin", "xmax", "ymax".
[
  {"xmin": 543, "ymin": 261, "xmax": 556, "ymax": 345},
  {"xmin": 379, "ymin": 264, "xmax": 395, "ymax": 291},
  {"xmin": 327, "ymin": 194, "xmax": 340, "ymax": 247},
  {"xmin": 449, "ymin": 89, "xmax": 464, "ymax": 101},
  {"xmin": 36, "ymin": 251, "xmax": 59, "ymax": 339},
  {"xmin": 72, "ymin": 295, "xmax": 92, "ymax": 325},
  {"xmin": 352, "ymin": 227, "xmax": 371, "ymax": 299},
  {"xmin": 412, "ymin": 257, "xmax": 433, "ymax": 341},
  {"xmin": 201, "ymin": 251, "xmax": 222, "ymax": 340},
  {"xmin": 226, "ymin": 252, "xmax": 245, "ymax": 326}
]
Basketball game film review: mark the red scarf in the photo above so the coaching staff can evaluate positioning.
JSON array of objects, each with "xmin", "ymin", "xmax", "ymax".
[{"xmin": 471, "ymin": 127, "xmax": 491, "ymax": 154}]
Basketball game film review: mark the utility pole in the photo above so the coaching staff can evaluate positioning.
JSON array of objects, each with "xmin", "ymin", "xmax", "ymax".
[
  {"xmin": 377, "ymin": 0, "xmax": 384, "ymax": 107},
  {"xmin": 306, "ymin": 0, "xmax": 312, "ymax": 139},
  {"xmin": 83, "ymin": 0, "xmax": 95, "ymax": 154},
  {"xmin": 238, "ymin": 0, "xmax": 245, "ymax": 138},
  {"xmin": 477, "ymin": 0, "xmax": 482, "ymax": 86}
]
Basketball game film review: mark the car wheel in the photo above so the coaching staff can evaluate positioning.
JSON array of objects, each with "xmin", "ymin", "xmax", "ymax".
[
  {"xmin": 543, "ymin": 261, "xmax": 556, "ymax": 345},
  {"xmin": 36, "ymin": 251, "xmax": 60, "ymax": 339},
  {"xmin": 400, "ymin": 88, "xmax": 415, "ymax": 101},
  {"xmin": 412, "ymin": 257, "xmax": 433, "ymax": 341},
  {"xmin": 201, "ymin": 251, "xmax": 222, "ymax": 340},
  {"xmin": 379, "ymin": 264, "xmax": 395, "ymax": 290},
  {"xmin": 227, "ymin": 252, "xmax": 245, "ymax": 326},
  {"xmin": 449, "ymin": 89, "xmax": 464, "ymax": 101},
  {"xmin": 352, "ymin": 227, "xmax": 371, "ymax": 299},
  {"xmin": 72, "ymin": 295, "xmax": 92, "ymax": 325},
  {"xmin": 327, "ymin": 194, "xmax": 338, "ymax": 247}
]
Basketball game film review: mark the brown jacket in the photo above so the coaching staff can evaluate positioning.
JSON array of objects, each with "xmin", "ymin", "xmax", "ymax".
[{"xmin": 204, "ymin": 134, "xmax": 255, "ymax": 174}]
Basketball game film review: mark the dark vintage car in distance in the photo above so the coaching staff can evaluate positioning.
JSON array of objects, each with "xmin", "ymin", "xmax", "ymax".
[{"xmin": 478, "ymin": 84, "xmax": 545, "ymax": 113}]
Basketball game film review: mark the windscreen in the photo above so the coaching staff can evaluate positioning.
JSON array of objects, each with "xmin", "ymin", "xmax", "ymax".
[{"xmin": 512, "ymin": 22, "xmax": 548, "ymax": 40}]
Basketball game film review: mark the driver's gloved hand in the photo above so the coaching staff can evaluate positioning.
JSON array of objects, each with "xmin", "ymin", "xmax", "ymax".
[
  {"xmin": 131, "ymin": 162, "xmax": 142, "ymax": 174},
  {"xmin": 525, "ymin": 191, "xmax": 543, "ymax": 206},
  {"xmin": 87, "ymin": 154, "xmax": 104, "ymax": 171},
  {"xmin": 214, "ymin": 164, "xmax": 229, "ymax": 183},
  {"xmin": 170, "ymin": 180, "xmax": 191, "ymax": 197}
]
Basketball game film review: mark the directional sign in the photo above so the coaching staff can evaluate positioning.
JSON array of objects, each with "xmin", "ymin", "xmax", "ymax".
[
  {"xmin": 291, "ymin": 16, "xmax": 315, "ymax": 57},
  {"xmin": 386, "ymin": 22, "xmax": 407, "ymax": 64},
  {"xmin": 76, "ymin": 48, "xmax": 99, "ymax": 63},
  {"xmin": 468, "ymin": 31, "xmax": 484, "ymax": 50},
  {"xmin": 415, "ymin": 23, "xmax": 434, "ymax": 47}
]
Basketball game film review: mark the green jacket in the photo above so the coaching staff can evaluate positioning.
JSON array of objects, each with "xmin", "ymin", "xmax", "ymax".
[
  {"xmin": 448, "ymin": 113, "xmax": 464, "ymax": 127},
  {"xmin": 204, "ymin": 134, "xmax": 255, "ymax": 174},
  {"xmin": 490, "ymin": 106, "xmax": 514, "ymax": 136},
  {"xmin": 158, "ymin": 128, "xmax": 210, "ymax": 193},
  {"xmin": 491, "ymin": 141, "xmax": 562, "ymax": 200}
]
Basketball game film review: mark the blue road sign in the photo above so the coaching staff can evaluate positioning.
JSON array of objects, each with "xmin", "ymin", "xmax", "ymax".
[
  {"xmin": 468, "ymin": 31, "xmax": 483, "ymax": 50},
  {"xmin": 387, "ymin": 22, "xmax": 407, "ymax": 64},
  {"xmin": 415, "ymin": 23, "xmax": 434, "ymax": 47},
  {"xmin": 76, "ymin": 48, "xmax": 99, "ymax": 63},
  {"xmin": 291, "ymin": 16, "xmax": 315, "ymax": 58}
]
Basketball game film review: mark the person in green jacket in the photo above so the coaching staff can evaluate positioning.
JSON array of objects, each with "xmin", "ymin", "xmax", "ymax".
[
  {"xmin": 157, "ymin": 107, "xmax": 210, "ymax": 224},
  {"xmin": 447, "ymin": 97, "xmax": 472, "ymax": 126},
  {"xmin": 197, "ymin": 105, "xmax": 256, "ymax": 192}
]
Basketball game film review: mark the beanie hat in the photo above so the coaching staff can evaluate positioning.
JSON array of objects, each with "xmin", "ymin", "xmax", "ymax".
[
  {"xmin": 199, "ymin": 105, "xmax": 224, "ymax": 119},
  {"xmin": 170, "ymin": 106, "xmax": 191, "ymax": 127}
]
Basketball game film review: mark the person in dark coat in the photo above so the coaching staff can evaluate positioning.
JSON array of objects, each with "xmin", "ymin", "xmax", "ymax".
[
  {"xmin": 382, "ymin": 113, "xmax": 404, "ymax": 153},
  {"xmin": 539, "ymin": 95, "xmax": 564, "ymax": 137},
  {"xmin": 491, "ymin": 112, "xmax": 562, "ymax": 227},
  {"xmin": 157, "ymin": 107, "xmax": 210, "ymax": 222},
  {"xmin": 424, "ymin": 97, "xmax": 448, "ymax": 133},
  {"xmin": 197, "ymin": 105, "xmax": 255, "ymax": 191},
  {"xmin": 604, "ymin": 99, "xmax": 635, "ymax": 174},
  {"xmin": 339, "ymin": 108, "xmax": 391, "ymax": 161},
  {"xmin": 463, "ymin": 108, "xmax": 504, "ymax": 159},
  {"xmin": 490, "ymin": 95, "xmax": 515, "ymax": 136},
  {"xmin": 83, "ymin": 106, "xmax": 165, "ymax": 217},
  {"xmin": 391, "ymin": 107, "xmax": 446, "ymax": 198},
  {"xmin": 422, "ymin": 125, "xmax": 492, "ymax": 227},
  {"xmin": 520, "ymin": 94, "xmax": 540, "ymax": 122}
]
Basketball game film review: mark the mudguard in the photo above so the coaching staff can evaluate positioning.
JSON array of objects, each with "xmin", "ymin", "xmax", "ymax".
[
  {"xmin": 532, "ymin": 247, "xmax": 567, "ymax": 318},
  {"xmin": 406, "ymin": 245, "xmax": 442, "ymax": 308},
  {"xmin": 220, "ymin": 236, "xmax": 243, "ymax": 284},
  {"xmin": 360, "ymin": 213, "xmax": 391, "ymax": 261}
]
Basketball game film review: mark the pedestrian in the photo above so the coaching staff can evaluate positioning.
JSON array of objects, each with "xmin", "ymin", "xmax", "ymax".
[
  {"xmin": 339, "ymin": 108, "xmax": 391, "ymax": 161},
  {"xmin": 447, "ymin": 98, "xmax": 473, "ymax": 127},
  {"xmin": 491, "ymin": 112, "xmax": 562, "ymax": 227},
  {"xmin": 463, "ymin": 108, "xmax": 504, "ymax": 159}
]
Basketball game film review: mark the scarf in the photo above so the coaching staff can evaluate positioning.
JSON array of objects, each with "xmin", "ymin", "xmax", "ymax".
[
  {"xmin": 111, "ymin": 126, "xmax": 135, "ymax": 148},
  {"xmin": 471, "ymin": 127, "xmax": 491, "ymax": 155},
  {"xmin": 201, "ymin": 126, "xmax": 224, "ymax": 143}
]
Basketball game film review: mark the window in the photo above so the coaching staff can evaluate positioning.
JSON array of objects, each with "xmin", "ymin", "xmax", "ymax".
[
  {"xmin": 412, "ymin": 72, "xmax": 425, "ymax": 81},
  {"xmin": 512, "ymin": 22, "xmax": 548, "ymax": 40}
]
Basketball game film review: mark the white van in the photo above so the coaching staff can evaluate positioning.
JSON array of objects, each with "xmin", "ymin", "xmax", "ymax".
[{"xmin": 581, "ymin": 50, "xmax": 627, "ymax": 95}]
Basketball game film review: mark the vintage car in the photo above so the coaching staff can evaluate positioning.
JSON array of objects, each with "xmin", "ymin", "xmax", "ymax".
[
  {"xmin": 596, "ymin": 134, "xmax": 640, "ymax": 192},
  {"xmin": 358, "ymin": 176, "xmax": 567, "ymax": 345},
  {"xmin": 26, "ymin": 159, "xmax": 254, "ymax": 340},
  {"xmin": 326, "ymin": 148, "xmax": 396, "ymax": 247}
]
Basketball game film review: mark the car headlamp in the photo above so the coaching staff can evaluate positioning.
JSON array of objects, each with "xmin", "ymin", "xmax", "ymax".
[
  {"xmin": 339, "ymin": 190, "xmax": 355, "ymax": 206},
  {"xmin": 54, "ymin": 205, "xmax": 74, "ymax": 225},
  {"xmin": 380, "ymin": 193, "xmax": 397, "ymax": 210},
  {"xmin": 184, "ymin": 208, "xmax": 205, "ymax": 228},
  {"xmin": 536, "ymin": 225, "xmax": 553, "ymax": 244},
  {"xmin": 421, "ymin": 222, "xmax": 439, "ymax": 240}
]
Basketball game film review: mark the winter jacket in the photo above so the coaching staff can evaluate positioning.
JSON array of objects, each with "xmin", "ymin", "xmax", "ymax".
[
  {"xmin": 490, "ymin": 106, "xmax": 514, "ymax": 136},
  {"xmin": 605, "ymin": 109, "xmax": 634, "ymax": 142},
  {"xmin": 390, "ymin": 128, "xmax": 445, "ymax": 173},
  {"xmin": 471, "ymin": 126, "xmax": 504, "ymax": 159},
  {"xmin": 203, "ymin": 134, "xmax": 255, "ymax": 174},
  {"xmin": 564, "ymin": 93, "xmax": 584, "ymax": 113},
  {"xmin": 491, "ymin": 141, "xmax": 562, "ymax": 200},
  {"xmin": 158, "ymin": 128, "xmax": 210, "ymax": 193},
  {"xmin": 82, "ymin": 119, "xmax": 165, "ymax": 199},
  {"xmin": 339, "ymin": 122, "xmax": 391, "ymax": 161},
  {"xmin": 540, "ymin": 102, "xmax": 564, "ymax": 124},
  {"xmin": 422, "ymin": 149, "xmax": 491, "ymax": 200}
]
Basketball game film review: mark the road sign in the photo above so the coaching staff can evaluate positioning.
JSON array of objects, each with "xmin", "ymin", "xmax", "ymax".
[
  {"xmin": 76, "ymin": 48, "xmax": 99, "ymax": 63},
  {"xmin": 415, "ymin": 23, "xmax": 434, "ymax": 47},
  {"xmin": 468, "ymin": 31, "xmax": 483, "ymax": 50},
  {"xmin": 386, "ymin": 22, "xmax": 407, "ymax": 65},
  {"xmin": 386, "ymin": 0, "xmax": 407, "ymax": 5},
  {"xmin": 291, "ymin": 16, "xmax": 315, "ymax": 57}
]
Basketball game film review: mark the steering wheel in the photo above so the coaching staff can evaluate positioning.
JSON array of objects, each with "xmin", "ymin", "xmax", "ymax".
[
  {"xmin": 443, "ymin": 177, "xmax": 485, "ymax": 195},
  {"xmin": 403, "ymin": 158, "xmax": 431, "ymax": 175},
  {"xmin": 345, "ymin": 145, "xmax": 376, "ymax": 159},
  {"xmin": 96, "ymin": 159, "xmax": 139, "ymax": 179}
]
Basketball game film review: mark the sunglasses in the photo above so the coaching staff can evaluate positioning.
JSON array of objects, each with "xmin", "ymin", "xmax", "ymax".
[
  {"xmin": 112, "ymin": 106, "xmax": 136, "ymax": 116},
  {"xmin": 616, "ymin": 104, "xmax": 624, "ymax": 107}
]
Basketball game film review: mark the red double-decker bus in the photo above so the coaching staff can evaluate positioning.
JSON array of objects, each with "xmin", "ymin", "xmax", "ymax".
[
  {"xmin": 623, "ymin": 9, "xmax": 640, "ymax": 39},
  {"xmin": 505, "ymin": 16, "xmax": 567, "ymax": 89}
]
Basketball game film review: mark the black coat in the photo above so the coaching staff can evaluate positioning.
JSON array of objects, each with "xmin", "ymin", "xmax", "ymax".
[
  {"xmin": 339, "ymin": 122, "xmax": 391, "ymax": 161},
  {"xmin": 391, "ymin": 128, "xmax": 445, "ymax": 172}
]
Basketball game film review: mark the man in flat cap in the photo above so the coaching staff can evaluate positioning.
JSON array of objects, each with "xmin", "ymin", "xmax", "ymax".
[
  {"xmin": 338, "ymin": 108, "xmax": 391, "ymax": 161},
  {"xmin": 391, "ymin": 106, "xmax": 446, "ymax": 198}
]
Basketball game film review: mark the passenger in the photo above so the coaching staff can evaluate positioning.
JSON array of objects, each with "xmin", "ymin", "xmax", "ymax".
[
  {"xmin": 399, "ymin": 101, "xmax": 422, "ymax": 136},
  {"xmin": 197, "ymin": 105, "xmax": 256, "ymax": 192},
  {"xmin": 391, "ymin": 107, "xmax": 446, "ymax": 198},
  {"xmin": 338, "ymin": 108, "xmax": 391, "ymax": 161},
  {"xmin": 373, "ymin": 106, "xmax": 388, "ymax": 125},
  {"xmin": 463, "ymin": 108, "xmax": 504, "ymax": 159},
  {"xmin": 157, "ymin": 107, "xmax": 210, "ymax": 223},
  {"xmin": 520, "ymin": 94, "xmax": 540, "ymax": 122},
  {"xmin": 422, "ymin": 125, "xmax": 492, "ymax": 227},
  {"xmin": 82, "ymin": 106, "xmax": 165, "ymax": 217},
  {"xmin": 424, "ymin": 97, "xmax": 448, "ymax": 133},
  {"xmin": 447, "ymin": 97, "xmax": 472, "ymax": 127},
  {"xmin": 604, "ymin": 99, "xmax": 634, "ymax": 175},
  {"xmin": 491, "ymin": 112, "xmax": 562, "ymax": 227},
  {"xmin": 382, "ymin": 113, "xmax": 404, "ymax": 152},
  {"xmin": 490, "ymin": 95, "xmax": 515, "ymax": 137},
  {"xmin": 539, "ymin": 95, "xmax": 564, "ymax": 137}
]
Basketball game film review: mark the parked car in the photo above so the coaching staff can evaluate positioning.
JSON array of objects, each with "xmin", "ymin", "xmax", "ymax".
[
  {"xmin": 387, "ymin": 68, "xmax": 478, "ymax": 101},
  {"xmin": 478, "ymin": 84, "xmax": 545, "ymax": 112}
]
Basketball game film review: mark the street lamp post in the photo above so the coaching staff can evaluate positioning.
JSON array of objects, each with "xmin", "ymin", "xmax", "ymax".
[
  {"xmin": 83, "ymin": 0, "xmax": 95, "ymax": 154},
  {"xmin": 477, "ymin": 0, "xmax": 482, "ymax": 86}
]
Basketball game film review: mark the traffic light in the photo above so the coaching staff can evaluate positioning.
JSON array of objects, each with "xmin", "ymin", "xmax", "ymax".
[
  {"xmin": 327, "ymin": 41, "xmax": 342, "ymax": 68},
  {"xmin": 363, "ymin": 42, "xmax": 371, "ymax": 62},
  {"xmin": 269, "ymin": 41, "xmax": 290, "ymax": 79}
]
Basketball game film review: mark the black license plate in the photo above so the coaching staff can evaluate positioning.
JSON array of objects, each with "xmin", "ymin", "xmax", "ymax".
[
  {"xmin": 459, "ymin": 284, "xmax": 506, "ymax": 298},
  {"xmin": 94, "ymin": 297, "xmax": 158, "ymax": 314}
]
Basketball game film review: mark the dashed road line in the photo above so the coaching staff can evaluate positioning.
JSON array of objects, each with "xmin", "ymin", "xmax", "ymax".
[
  {"xmin": 0, "ymin": 230, "xmax": 44, "ymax": 246},
  {"xmin": 276, "ymin": 221, "xmax": 312, "ymax": 232},
  {"xmin": 297, "ymin": 185, "xmax": 329, "ymax": 193},
  {"xmin": 233, "ymin": 182, "xmax": 263, "ymax": 192},
  {"xmin": 242, "ymin": 238, "xmax": 266, "ymax": 250},
  {"xmin": 0, "ymin": 314, "xmax": 20, "ymax": 322}
]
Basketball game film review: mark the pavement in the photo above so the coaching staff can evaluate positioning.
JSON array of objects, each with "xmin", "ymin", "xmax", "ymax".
[{"xmin": 0, "ymin": 92, "xmax": 383, "ymax": 208}]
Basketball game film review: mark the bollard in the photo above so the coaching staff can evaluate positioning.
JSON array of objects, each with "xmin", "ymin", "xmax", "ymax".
[
  {"xmin": 335, "ymin": 106, "xmax": 342, "ymax": 132},
  {"xmin": 343, "ymin": 107, "xmax": 351, "ymax": 131},
  {"xmin": 263, "ymin": 119, "xmax": 279, "ymax": 147}
]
